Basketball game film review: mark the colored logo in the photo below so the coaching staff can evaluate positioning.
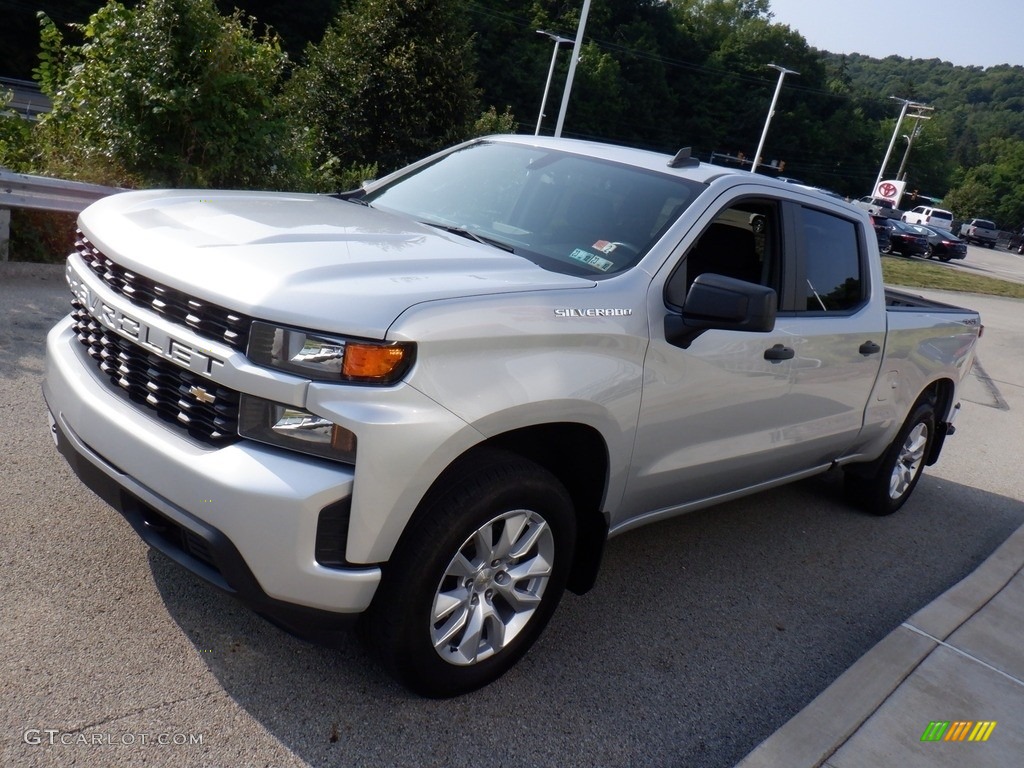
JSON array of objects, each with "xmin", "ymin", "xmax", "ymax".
[
  {"xmin": 921, "ymin": 721, "xmax": 997, "ymax": 742},
  {"xmin": 878, "ymin": 182, "xmax": 898, "ymax": 198}
]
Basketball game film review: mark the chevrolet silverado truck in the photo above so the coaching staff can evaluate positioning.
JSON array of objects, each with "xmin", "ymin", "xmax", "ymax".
[
  {"xmin": 44, "ymin": 136, "xmax": 981, "ymax": 697},
  {"xmin": 959, "ymin": 218, "xmax": 998, "ymax": 248}
]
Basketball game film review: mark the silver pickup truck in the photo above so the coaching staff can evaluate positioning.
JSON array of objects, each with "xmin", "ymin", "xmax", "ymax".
[
  {"xmin": 44, "ymin": 135, "xmax": 981, "ymax": 697},
  {"xmin": 959, "ymin": 218, "xmax": 998, "ymax": 247}
]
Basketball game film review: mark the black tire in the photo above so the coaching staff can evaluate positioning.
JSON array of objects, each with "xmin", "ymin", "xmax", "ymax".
[
  {"xmin": 844, "ymin": 400, "xmax": 935, "ymax": 516},
  {"xmin": 360, "ymin": 449, "xmax": 576, "ymax": 697},
  {"xmin": 939, "ymin": 254, "xmax": 952, "ymax": 262}
]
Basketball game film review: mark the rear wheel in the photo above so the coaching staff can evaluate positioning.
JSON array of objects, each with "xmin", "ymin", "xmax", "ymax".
[
  {"xmin": 845, "ymin": 400, "xmax": 935, "ymax": 516},
  {"xmin": 361, "ymin": 449, "xmax": 575, "ymax": 697}
]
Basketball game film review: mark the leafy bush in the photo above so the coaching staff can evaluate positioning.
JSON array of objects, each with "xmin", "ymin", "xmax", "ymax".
[
  {"xmin": 0, "ymin": 90, "xmax": 35, "ymax": 171},
  {"xmin": 472, "ymin": 106, "xmax": 517, "ymax": 138},
  {"xmin": 35, "ymin": 0, "xmax": 301, "ymax": 189}
]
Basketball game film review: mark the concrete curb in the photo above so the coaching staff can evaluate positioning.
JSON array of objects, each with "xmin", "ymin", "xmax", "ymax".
[
  {"xmin": 908, "ymin": 522, "xmax": 1024, "ymax": 641},
  {"xmin": 736, "ymin": 523, "xmax": 1024, "ymax": 768}
]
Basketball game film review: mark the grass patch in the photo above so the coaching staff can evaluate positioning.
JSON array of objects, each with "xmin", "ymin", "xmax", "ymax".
[{"xmin": 881, "ymin": 255, "xmax": 1024, "ymax": 299}]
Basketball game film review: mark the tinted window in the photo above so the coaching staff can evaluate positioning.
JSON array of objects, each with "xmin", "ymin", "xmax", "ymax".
[{"xmin": 799, "ymin": 208, "xmax": 863, "ymax": 312}]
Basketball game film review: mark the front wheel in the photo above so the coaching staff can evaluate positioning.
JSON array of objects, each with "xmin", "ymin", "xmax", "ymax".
[
  {"xmin": 845, "ymin": 400, "xmax": 935, "ymax": 515},
  {"xmin": 361, "ymin": 450, "xmax": 576, "ymax": 697}
]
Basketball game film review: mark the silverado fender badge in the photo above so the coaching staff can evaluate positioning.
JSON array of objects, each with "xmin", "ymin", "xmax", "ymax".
[{"xmin": 554, "ymin": 308, "xmax": 633, "ymax": 318}]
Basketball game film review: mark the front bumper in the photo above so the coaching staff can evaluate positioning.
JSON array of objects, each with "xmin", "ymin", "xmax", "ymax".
[{"xmin": 44, "ymin": 317, "xmax": 380, "ymax": 627}]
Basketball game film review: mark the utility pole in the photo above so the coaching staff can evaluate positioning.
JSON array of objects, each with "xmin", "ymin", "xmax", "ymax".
[
  {"xmin": 553, "ymin": 0, "xmax": 592, "ymax": 138},
  {"xmin": 896, "ymin": 114, "xmax": 930, "ymax": 181},
  {"xmin": 751, "ymin": 64, "xmax": 798, "ymax": 174},
  {"xmin": 874, "ymin": 97, "xmax": 933, "ymax": 196},
  {"xmin": 534, "ymin": 31, "xmax": 574, "ymax": 135}
]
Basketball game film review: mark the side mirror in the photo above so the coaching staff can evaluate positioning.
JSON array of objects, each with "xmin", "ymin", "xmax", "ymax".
[{"xmin": 664, "ymin": 273, "xmax": 777, "ymax": 348}]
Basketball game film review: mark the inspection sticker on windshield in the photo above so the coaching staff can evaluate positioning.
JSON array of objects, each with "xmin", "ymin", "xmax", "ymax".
[
  {"xmin": 592, "ymin": 240, "xmax": 618, "ymax": 254},
  {"xmin": 569, "ymin": 248, "xmax": 613, "ymax": 272}
]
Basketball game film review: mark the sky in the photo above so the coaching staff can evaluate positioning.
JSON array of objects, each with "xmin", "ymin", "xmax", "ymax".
[{"xmin": 767, "ymin": 0, "xmax": 1024, "ymax": 69}]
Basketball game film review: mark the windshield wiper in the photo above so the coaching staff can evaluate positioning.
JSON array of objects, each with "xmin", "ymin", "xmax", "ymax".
[{"xmin": 422, "ymin": 222, "xmax": 516, "ymax": 253}]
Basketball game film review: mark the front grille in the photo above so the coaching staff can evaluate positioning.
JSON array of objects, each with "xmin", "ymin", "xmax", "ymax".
[
  {"xmin": 75, "ymin": 232, "xmax": 253, "ymax": 353},
  {"xmin": 72, "ymin": 301, "xmax": 240, "ymax": 445}
]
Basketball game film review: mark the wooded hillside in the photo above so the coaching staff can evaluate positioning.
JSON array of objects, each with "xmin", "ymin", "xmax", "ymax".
[{"xmin": 3, "ymin": 1, "xmax": 1023, "ymax": 224}]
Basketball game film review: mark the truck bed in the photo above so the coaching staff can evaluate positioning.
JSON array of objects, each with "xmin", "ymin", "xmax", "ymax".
[{"xmin": 885, "ymin": 287, "xmax": 977, "ymax": 314}]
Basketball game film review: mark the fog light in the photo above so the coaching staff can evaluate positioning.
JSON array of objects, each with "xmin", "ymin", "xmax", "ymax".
[{"xmin": 238, "ymin": 395, "xmax": 357, "ymax": 463}]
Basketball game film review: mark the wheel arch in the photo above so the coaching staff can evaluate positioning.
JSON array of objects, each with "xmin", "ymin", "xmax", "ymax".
[
  {"xmin": 486, "ymin": 423, "xmax": 610, "ymax": 595},
  {"xmin": 848, "ymin": 377, "xmax": 954, "ymax": 479},
  {"xmin": 923, "ymin": 376, "xmax": 957, "ymax": 465},
  {"xmin": 405, "ymin": 423, "xmax": 611, "ymax": 597}
]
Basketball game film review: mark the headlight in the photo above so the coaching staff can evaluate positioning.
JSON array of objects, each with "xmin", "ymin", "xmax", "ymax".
[
  {"xmin": 247, "ymin": 321, "xmax": 414, "ymax": 383},
  {"xmin": 238, "ymin": 395, "xmax": 357, "ymax": 463}
]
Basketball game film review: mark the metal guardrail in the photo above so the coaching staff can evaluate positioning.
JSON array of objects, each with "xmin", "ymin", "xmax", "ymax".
[
  {"xmin": 0, "ymin": 168, "xmax": 121, "ymax": 214},
  {"xmin": 1, "ymin": 77, "xmax": 52, "ymax": 120}
]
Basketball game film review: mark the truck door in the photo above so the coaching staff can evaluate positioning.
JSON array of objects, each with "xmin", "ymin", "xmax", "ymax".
[
  {"xmin": 623, "ymin": 196, "xmax": 885, "ymax": 525},
  {"xmin": 624, "ymin": 197, "xmax": 804, "ymax": 520},
  {"xmin": 768, "ymin": 204, "xmax": 886, "ymax": 468}
]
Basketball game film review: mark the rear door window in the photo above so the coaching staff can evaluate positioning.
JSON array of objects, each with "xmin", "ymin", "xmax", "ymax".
[{"xmin": 796, "ymin": 207, "xmax": 864, "ymax": 313}]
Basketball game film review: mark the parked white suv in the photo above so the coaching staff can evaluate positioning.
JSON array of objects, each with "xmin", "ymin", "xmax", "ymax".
[{"xmin": 902, "ymin": 205, "xmax": 954, "ymax": 228}]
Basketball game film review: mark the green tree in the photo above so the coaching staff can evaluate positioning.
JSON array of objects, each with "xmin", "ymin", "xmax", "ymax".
[
  {"xmin": 945, "ymin": 137, "xmax": 1024, "ymax": 227},
  {"xmin": 285, "ymin": 0, "xmax": 480, "ymax": 188},
  {"xmin": 941, "ymin": 178, "xmax": 995, "ymax": 221},
  {"xmin": 35, "ymin": 0, "xmax": 298, "ymax": 189}
]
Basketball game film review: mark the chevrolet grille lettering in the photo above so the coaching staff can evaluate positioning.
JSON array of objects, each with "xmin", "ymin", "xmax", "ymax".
[{"xmin": 68, "ymin": 265, "xmax": 225, "ymax": 377}]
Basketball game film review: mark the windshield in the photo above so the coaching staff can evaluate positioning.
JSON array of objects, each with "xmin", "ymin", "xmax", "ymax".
[{"xmin": 362, "ymin": 141, "xmax": 703, "ymax": 277}]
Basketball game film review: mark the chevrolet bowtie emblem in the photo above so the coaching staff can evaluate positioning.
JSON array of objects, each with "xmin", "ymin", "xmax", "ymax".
[{"xmin": 188, "ymin": 385, "xmax": 216, "ymax": 404}]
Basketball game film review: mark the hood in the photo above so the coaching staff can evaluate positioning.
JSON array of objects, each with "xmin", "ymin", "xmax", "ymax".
[{"xmin": 78, "ymin": 189, "xmax": 593, "ymax": 338}]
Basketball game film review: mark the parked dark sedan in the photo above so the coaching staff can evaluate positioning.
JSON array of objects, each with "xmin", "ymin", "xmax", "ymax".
[
  {"xmin": 907, "ymin": 224, "xmax": 968, "ymax": 261},
  {"xmin": 869, "ymin": 215, "xmax": 891, "ymax": 251},
  {"xmin": 877, "ymin": 218, "xmax": 930, "ymax": 257}
]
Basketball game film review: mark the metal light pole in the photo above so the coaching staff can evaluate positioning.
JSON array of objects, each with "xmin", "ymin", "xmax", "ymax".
[
  {"xmin": 751, "ymin": 64, "xmax": 798, "ymax": 174},
  {"xmin": 553, "ymin": 0, "xmax": 592, "ymax": 138},
  {"xmin": 535, "ymin": 31, "xmax": 574, "ymax": 135}
]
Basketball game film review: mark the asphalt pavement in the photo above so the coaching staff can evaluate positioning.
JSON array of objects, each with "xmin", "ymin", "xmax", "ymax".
[{"xmin": 2, "ymin": 263, "xmax": 1022, "ymax": 768}]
